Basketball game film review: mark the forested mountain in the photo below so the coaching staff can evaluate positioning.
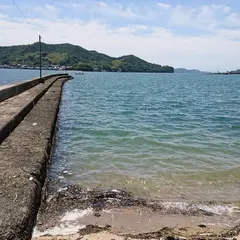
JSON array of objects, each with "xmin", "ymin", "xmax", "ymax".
[{"xmin": 0, "ymin": 42, "xmax": 174, "ymax": 73}]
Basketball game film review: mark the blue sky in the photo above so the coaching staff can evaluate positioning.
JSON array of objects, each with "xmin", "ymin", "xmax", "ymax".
[{"xmin": 0, "ymin": 0, "xmax": 240, "ymax": 71}]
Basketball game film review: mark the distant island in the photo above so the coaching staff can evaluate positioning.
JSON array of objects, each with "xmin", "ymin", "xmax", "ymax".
[
  {"xmin": 0, "ymin": 43, "xmax": 174, "ymax": 73},
  {"xmin": 175, "ymin": 68, "xmax": 209, "ymax": 74},
  {"xmin": 213, "ymin": 69, "xmax": 240, "ymax": 75}
]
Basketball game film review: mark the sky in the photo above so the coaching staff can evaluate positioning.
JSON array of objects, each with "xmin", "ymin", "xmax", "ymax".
[{"xmin": 0, "ymin": 0, "xmax": 240, "ymax": 71}]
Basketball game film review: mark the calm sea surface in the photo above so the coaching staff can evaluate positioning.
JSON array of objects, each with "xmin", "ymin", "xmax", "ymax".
[
  {"xmin": 0, "ymin": 68, "xmax": 58, "ymax": 85},
  {"xmin": 1, "ymin": 69, "xmax": 240, "ymax": 202}
]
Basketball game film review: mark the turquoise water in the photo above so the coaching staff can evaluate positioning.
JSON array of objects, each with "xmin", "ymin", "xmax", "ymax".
[
  {"xmin": 1, "ymin": 70, "xmax": 240, "ymax": 202},
  {"xmin": 51, "ymin": 72, "xmax": 240, "ymax": 202}
]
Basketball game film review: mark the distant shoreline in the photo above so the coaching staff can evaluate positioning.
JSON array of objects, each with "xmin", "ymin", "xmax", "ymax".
[
  {"xmin": 2, "ymin": 67, "xmax": 240, "ymax": 75},
  {"xmin": 0, "ymin": 67, "xmax": 175, "ymax": 73},
  {"xmin": 212, "ymin": 72, "xmax": 240, "ymax": 75}
]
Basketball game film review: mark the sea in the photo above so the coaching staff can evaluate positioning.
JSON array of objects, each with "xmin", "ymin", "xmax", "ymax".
[{"xmin": 1, "ymin": 68, "xmax": 240, "ymax": 210}]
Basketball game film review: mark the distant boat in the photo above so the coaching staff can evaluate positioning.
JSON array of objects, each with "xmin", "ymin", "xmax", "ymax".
[{"xmin": 75, "ymin": 72, "xmax": 84, "ymax": 75}]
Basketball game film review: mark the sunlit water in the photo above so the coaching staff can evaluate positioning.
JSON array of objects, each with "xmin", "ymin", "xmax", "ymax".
[
  {"xmin": 1, "ymin": 69, "xmax": 240, "ymax": 203},
  {"xmin": 51, "ymin": 72, "xmax": 240, "ymax": 203}
]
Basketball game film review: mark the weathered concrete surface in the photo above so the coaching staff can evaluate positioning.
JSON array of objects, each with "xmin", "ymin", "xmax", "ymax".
[
  {"xmin": 0, "ymin": 77, "xmax": 57, "ymax": 144},
  {"xmin": 0, "ymin": 77, "xmax": 70, "ymax": 240},
  {"xmin": 0, "ymin": 74, "xmax": 68, "ymax": 103}
]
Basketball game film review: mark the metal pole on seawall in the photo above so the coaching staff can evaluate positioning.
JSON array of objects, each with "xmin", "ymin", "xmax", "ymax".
[{"xmin": 39, "ymin": 35, "xmax": 44, "ymax": 83}]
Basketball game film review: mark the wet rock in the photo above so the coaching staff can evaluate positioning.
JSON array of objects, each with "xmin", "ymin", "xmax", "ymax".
[
  {"xmin": 222, "ymin": 225, "xmax": 240, "ymax": 238},
  {"xmin": 36, "ymin": 184, "xmax": 240, "ymax": 240},
  {"xmin": 94, "ymin": 212, "xmax": 101, "ymax": 217},
  {"xmin": 78, "ymin": 224, "xmax": 111, "ymax": 235},
  {"xmin": 125, "ymin": 227, "xmax": 173, "ymax": 239},
  {"xmin": 179, "ymin": 228, "xmax": 187, "ymax": 232}
]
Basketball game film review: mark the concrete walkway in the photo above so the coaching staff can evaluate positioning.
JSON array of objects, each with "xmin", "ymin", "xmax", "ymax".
[
  {"xmin": 0, "ymin": 77, "xmax": 56, "ymax": 144},
  {"xmin": 0, "ymin": 75, "xmax": 70, "ymax": 144},
  {"xmin": 0, "ymin": 75, "xmax": 72, "ymax": 240}
]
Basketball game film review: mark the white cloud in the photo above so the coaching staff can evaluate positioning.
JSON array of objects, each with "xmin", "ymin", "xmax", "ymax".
[
  {"xmin": 170, "ymin": 5, "xmax": 196, "ymax": 26},
  {"xmin": 170, "ymin": 5, "xmax": 212, "ymax": 28},
  {"xmin": 31, "ymin": 4, "xmax": 60, "ymax": 19},
  {"xmin": 213, "ymin": 28, "xmax": 240, "ymax": 40},
  {"xmin": 116, "ymin": 25, "xmax": 148, "ymax": 34},
  {"xmin": 158, "ymin": 2, "xmax": 172, "ymax": 10},
  {"xmin": 1, "ymin": 16, "xmax": 240, "ymax": 72},
  {"xmin": 0, "ymin": 13, "xmax": 8, "ymax": 19},
  {"xmin": 0, "ymin": 4, "xmax": 13, "ymax": 10},
  {"xmin": 59, "ymin": 1, "xmax": 146, "ymax": 20},
  {"xmin": 159, "ymin": 3, "xmax": 239, "ymax": 30},
  {"xmin": 1, "ymin": 1, "xmax": 240, "ymax": 71},
  {"xmin": 97, "ymin": 3, "xmax": 145, "ymax": 20},
  {"xmin": 225, "ymin": 13, "xmax": 240, "ymax": 27},
  {"xmin": 45, "ymin": 4, "xmax": 59, "ymax": 15}
]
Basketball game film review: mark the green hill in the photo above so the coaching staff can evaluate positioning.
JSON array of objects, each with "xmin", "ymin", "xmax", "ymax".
[
  {"xmin": 0, "ymin": 42, "xmax": 174, "ymax": 73},
  {"xmin": 175, "ymin": 68, "xmax": 207, "ymax": 74},
  {"xmin": 229, "ymin": 69, "xmax": 240, "ymax": 74}
]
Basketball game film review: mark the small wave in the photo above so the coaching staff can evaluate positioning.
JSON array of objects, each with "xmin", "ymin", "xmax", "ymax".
[
  {"xmin": 43, "ymin": 185, "xmax": 240, "ymax": 217},
  {"xmin": 35, "ymin": 185, "xmax": 240, "ymax": 237},
  {"xmin": 33, "ymin": 208, "xmax": 93, "ymax": 237},
  {"xmin": 197, "ymin": 204, "xmax": 240, "ymax": 215},
  {"xmin": 162, "ymin": 202, "xmax": 240, "ymax": 216}
]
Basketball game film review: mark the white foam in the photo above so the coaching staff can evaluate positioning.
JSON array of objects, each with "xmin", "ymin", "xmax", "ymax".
[
  {"xmin": 103, "ymin": 209, "xmax": 113, "ymax": 213},
  {"xmin": 162, "ymin": 202, "xmax": 240, "ymax": 216},
  {"xmin": 163, "ymin": 202, "xmax": 189, "ymax": 210},
  {"xmin": 33, "ymin": 224, "xmax": 85, "ymax": 237},
  {"xmin": 197, "ymin": 204, "xmax": 240, "ymax": 215},
  {"xmin": 61, "ymin": 208, "xmax": 93, "ymax": 222},
  {"xmin": 57, "ymin": 187, "xmax": 68, "ymax": 192},
  {"xmin": 111, "ymin": 189, "xmax": 120, "ymax": 193},
  {"xmin": 33, "ymin": 208, "xmax": 93, "ymax": 237}
]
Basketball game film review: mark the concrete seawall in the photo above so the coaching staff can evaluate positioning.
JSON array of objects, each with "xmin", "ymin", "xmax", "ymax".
[
  {"xmin": 0, "ymin": 74, "xmax": 71, "ymax": 144},
  {"xmin": 0, "ymin": 74, "xmax": 68, "ymax": 103},
  {"xmin": 0, "ymin": 74, "xmax": 72, "ymax": 239}
]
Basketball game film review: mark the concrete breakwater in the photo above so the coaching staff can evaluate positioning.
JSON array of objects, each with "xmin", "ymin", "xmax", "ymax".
[{"xmin": 0, "ymin": 74, "xmax": 72, "ymax": 239}]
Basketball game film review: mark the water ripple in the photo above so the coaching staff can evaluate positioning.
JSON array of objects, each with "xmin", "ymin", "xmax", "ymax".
[{"xmin": 50, "ymin": 72, "xmax": 240, "ymax": 202}]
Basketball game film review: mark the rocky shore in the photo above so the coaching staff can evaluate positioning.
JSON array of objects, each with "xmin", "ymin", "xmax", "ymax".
[{"xmin": 33, "ymin": 185, "xmax": 240, "ymax": 240}]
